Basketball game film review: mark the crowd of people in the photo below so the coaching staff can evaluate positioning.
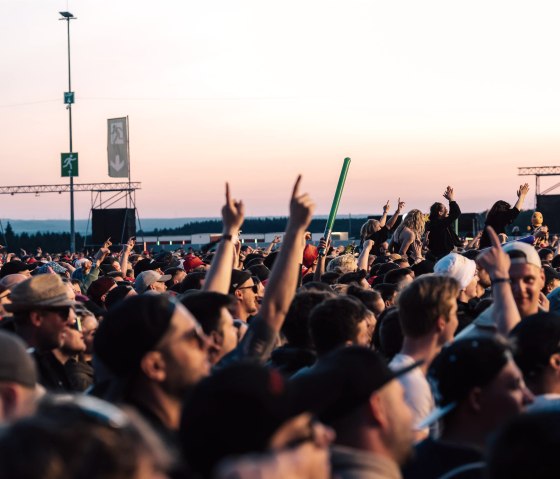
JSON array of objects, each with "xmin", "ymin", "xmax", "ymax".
[{"xmin": 0, "ymin": 178, "xmax": 559, "ymax": 478}]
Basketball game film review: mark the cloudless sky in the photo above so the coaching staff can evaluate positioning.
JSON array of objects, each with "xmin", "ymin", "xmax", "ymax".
[{"xmin": 2, "ymin": 0, "xmax": 560, "ymax": 221}]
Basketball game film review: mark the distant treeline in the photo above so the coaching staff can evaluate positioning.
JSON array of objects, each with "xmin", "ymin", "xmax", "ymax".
[
  {"xmin": 1, "ymin": 223, "xmax": 85, "ymax": 253},
  {"xmin": 139, "ymin": 217, "xmax": 368, "ymax": 238},
  {"xmin": 0, "ymin": 210, "xmax": 540, "ymax": 253}
]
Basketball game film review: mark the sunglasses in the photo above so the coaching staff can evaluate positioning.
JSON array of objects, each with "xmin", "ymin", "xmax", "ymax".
[
  {"xmin": 44, "ymin": 306, "xmax": 73, "ymax": 320},
  {"xmin": 237, "ymin": 284, "xmax": 258, "ymax": 294}
]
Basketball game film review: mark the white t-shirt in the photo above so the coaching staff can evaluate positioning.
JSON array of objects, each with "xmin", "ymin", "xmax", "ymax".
[{"xmin": 389, "ymin": 353, "xmax": 434, "ymax": 434}]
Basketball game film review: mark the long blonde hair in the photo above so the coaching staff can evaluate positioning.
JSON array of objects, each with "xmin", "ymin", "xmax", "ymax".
[{"xmin": 394, "ymin": 209, "xmax": 425, "ymax": 241}]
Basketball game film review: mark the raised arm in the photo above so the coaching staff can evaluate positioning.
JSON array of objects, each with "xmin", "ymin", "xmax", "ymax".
[
  {"xmin": 119, "ymin": 237, "xmax": 135, "ymax": 274},
  {"xmin": 443, "ymin": 186, "xmax": 461, "ymax": 223},
  {"xmin": 203, "ymin": 183, "xmax": 245, "ymax": 294},
  {"xmin": 313, "ymin": 237, "xmax": 329, "ymax": 282},
  {"xmin": 357, "ymin": 239, "xmax": 374, "ymax": 272},
  {"xmin": 260, "ymin": 175, "xmax": 315, "ymax": 333},
  {"xmin": 386, "ymin": 198, "xmax": 405, "ymax": 231},
  {"xmin": 378, "ymin": 201, "xmax": 390, "ymax": 227},
  {"xmin": 513, "ymin": 183, "xmax": 530, "ymax": 211},
  {"xmin": 476, "ymin": 226, "xmax": 521, "ymax": 335},
  {"xmin": 264, "ymin": 236, "xmax": 281, "ymax": 256}
]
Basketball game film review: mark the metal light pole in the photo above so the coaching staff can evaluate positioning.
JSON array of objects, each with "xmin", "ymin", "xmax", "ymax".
[{"xmin": 59, "ymin": 11, "xmax": 76, "ymax": 252}]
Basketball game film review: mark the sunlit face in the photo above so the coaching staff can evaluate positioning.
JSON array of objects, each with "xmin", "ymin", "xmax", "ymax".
[
  {"xmin": 236, "ymin": 279, "xmax": 259, "ymax": 317},
  {"xmin": 156, "ymin": 304, "xmax": 210, "ymax": 397},
  {"xmin": 510, "ymin": 263, "xmax": 545, "ymax": 318}
]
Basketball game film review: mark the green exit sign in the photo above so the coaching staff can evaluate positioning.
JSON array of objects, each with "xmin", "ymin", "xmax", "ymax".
[{"xmin": 61, "ymin": 153, "xmax": 78, "ymax": 177}]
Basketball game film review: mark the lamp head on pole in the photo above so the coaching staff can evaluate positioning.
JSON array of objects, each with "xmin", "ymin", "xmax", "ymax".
[{"xmin": 59, "ymin": 11, "xmax": 75, "ymax": 19}]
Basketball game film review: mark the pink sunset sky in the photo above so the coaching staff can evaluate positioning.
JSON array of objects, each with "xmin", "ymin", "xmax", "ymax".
[{"xmin": 2, "ymin": 1, "xmax": 560, "ymax": 220}]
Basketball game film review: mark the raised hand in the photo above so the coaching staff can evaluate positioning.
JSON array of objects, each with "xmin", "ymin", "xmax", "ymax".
[
  {"xmin": 383, "ymin": 200, "xmax": 390, "ymax": 213},
  {"xmin": 222, "ymin": 183, "xmax": 245, "ymax": 234},
  {"xmin": 517, "ymin": 183, "xmax": 530, "ymax": 198},
  {"xmin": 289, "ymin": 175, "xmax": 315, "ymax": 231},
  {"xmin": 397, "ymin": 198, "xmax": 405, "ymax": 210},
  {"xmin": 443, "ymin": 186, "xmax": 454, "ymax": 202}
]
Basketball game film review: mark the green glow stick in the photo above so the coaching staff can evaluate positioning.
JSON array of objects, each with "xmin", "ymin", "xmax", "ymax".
[{"xmin": 319, "ymin": 157, "xmax": 351, "ymax": 256}]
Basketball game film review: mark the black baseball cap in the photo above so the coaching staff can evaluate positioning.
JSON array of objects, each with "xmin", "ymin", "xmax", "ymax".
[
  {"xmin": 419, "ymin": 337, "xmax": 512, "ymax": 429},
  {"xmin": 291, "ymin": 346, "xmax": 422, "ymax": 423},
  {"xmin": 229, "ymin": 269, "xmax": 252, "ymax": 294}
]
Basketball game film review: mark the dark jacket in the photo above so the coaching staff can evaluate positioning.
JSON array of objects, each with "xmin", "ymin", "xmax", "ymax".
[
  {"xmin": 403, "ymin": 437, "xmax": 483, "ymax": 479},
  {"xmin": 426, "ymin": 201, "xmax": 461, "ymax": 259}
]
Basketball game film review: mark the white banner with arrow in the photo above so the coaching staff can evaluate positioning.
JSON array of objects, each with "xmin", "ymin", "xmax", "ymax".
[{"xmin": 107, "ymin": 117, "xmax": 129, "ymax": 178}]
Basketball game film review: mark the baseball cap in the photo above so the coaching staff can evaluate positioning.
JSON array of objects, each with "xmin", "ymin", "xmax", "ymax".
[
  {"xmin": 0, "ymin": 261, "xmax": 31, "ymax": 278},
  {"xmin": 133, "ymin": 258, "xmax": 165, "ymax": 277},
  {"xmin": 181, "ymin": 362, "xmax": 317, "ymax": 477},
  {"xmin": 5, "ymin": 274, "xmax": 77, "ymax": 313},
  {"xmin": 503, "ymin": 241, "xmax": 541, "ymax": 269},
  {"xmin": 0, "ymin": 331, "xmax": 37, "ymax": 388},
  {"xmin": 182, "ymin": 254, "xmax": 205, "ymax": 273},
  {"xmin": 229, "ymin": 269, "xmax": 252, "ymax": 294},
  {"xmin": 134, "ymin": 270, "xmax": 171, "ymax": 293},
  {"xmin": 93, "ymin": 294, "xmax": 175, "ymax": 378},
  {"xmin": 509, "ymin": 312, "xmax": 560, "ymax": 381},
  {"xmin": 434, "ymin": 253, "xmax": 477, "ymax": 290},
  {"xmin": 419, "ymin": 337, "xmax": 512, "ymax": 429},
  {"xmin": 291, "ymin": 346, "xmax": 422, "ymax": 423}
]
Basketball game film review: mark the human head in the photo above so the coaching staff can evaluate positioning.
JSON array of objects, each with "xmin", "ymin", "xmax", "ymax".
[
  {"xmin": 397, "ymin": 274, "xmax": 459, "ymax": 344},
  {"xmin": 7, "ymin": 275, "xmax": 77, "ymax": 352},
  {"xmin": 179, "ymin": 271, "xmax": 206, "ymax": 292},
  {"xmin": 180, "ymin": 362, "xmax": 332, "ymax": 478},
  {"xmin": 0, "ymin": 331, "xmax": 40, "ymax": 423},
  {"xmin": 80, "ymin": 310, "xmax": 98, "ymax": 356},
  {"xmin": 326, "ymin": 254, "xmax": 358, "ymax": 274},
  {"xmin": 94, "ymin": 295, "xmax": 210, "ymax": 401},
  {"xmin": 383, "ymin": 268, "xmax": 414, "ymax": 291},
  {"xmin": 134, "ymin": 271, "xmax": 170, "ymax": 294},
  {"xmin": 400, "ymin": 209, "xmax": 426, "ymax": 237},
  {"xmin": 373, "ymin": 283, "xmax": 399, "ymax": 308},
  {"xmin": 309, "ymin": 296, "xmax": 371, "ymax": 357},
  {"xmin": 434, "ymin": 252, "xmax": 479, "ymax": 301},
  {"xmin": 486, "ymin": 411, "xmax": 560, "ymax": 479},
  {"xmin": 87, "ymin": 277, "xmax": 117, "ymax": 309},
  {"xmin": 422, "ymin": 337, "xmax": 532, "ymax": 437},
  {"xmin": 180, "ymin": 291, "xmax": 238, "ymax": 365},
  {"xmin": 282, "ymin": 290, "xmax": 335, "ymax": 349},
  {"xmin": 0, "ymin": 395, "xmax": 170, "ymax": 479},
  {"xmin": 105, "ymin": 284, "xmax": 137, "ymax": 310},
  {"xmin": 360, "ymin": 219, "xmax": 381, "ymax": 240},
  {"xmin": 509, "ymin": 312, "xmax": 560, "ymax": 395},
  {"xmin": 487, "ymin": 200, "xmax": 512, "ymax": 223},
  {"xmin": 543, "ymin": 266, "xmax": 560, "ymax": 295},
  {"xmin": 229, "ymin": 269, "xmax": 259, "ymax": 321},
  {"xmin": 292, "ymin": 346, "xmax": 417, "ymax": 465},
  {"xmin": 503, "ymin": 241, "xmax": 544, "ymax": 318},
  {"xmin": 429, "ymin": 202, "xmax": 447, "ymax": 221}
]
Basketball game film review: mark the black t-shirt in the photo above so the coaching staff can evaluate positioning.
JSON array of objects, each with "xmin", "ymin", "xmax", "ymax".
[
  {"xmin": 402, "ymin": 437, "xmax": 483, "ymax": 479},
  {"xmin": 480, "ymin": 207, "xmax": 520, "ymax": 248},
  {"xmin": 366, "ymin": 226, "xmax": 390, "ymax": 256}
]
